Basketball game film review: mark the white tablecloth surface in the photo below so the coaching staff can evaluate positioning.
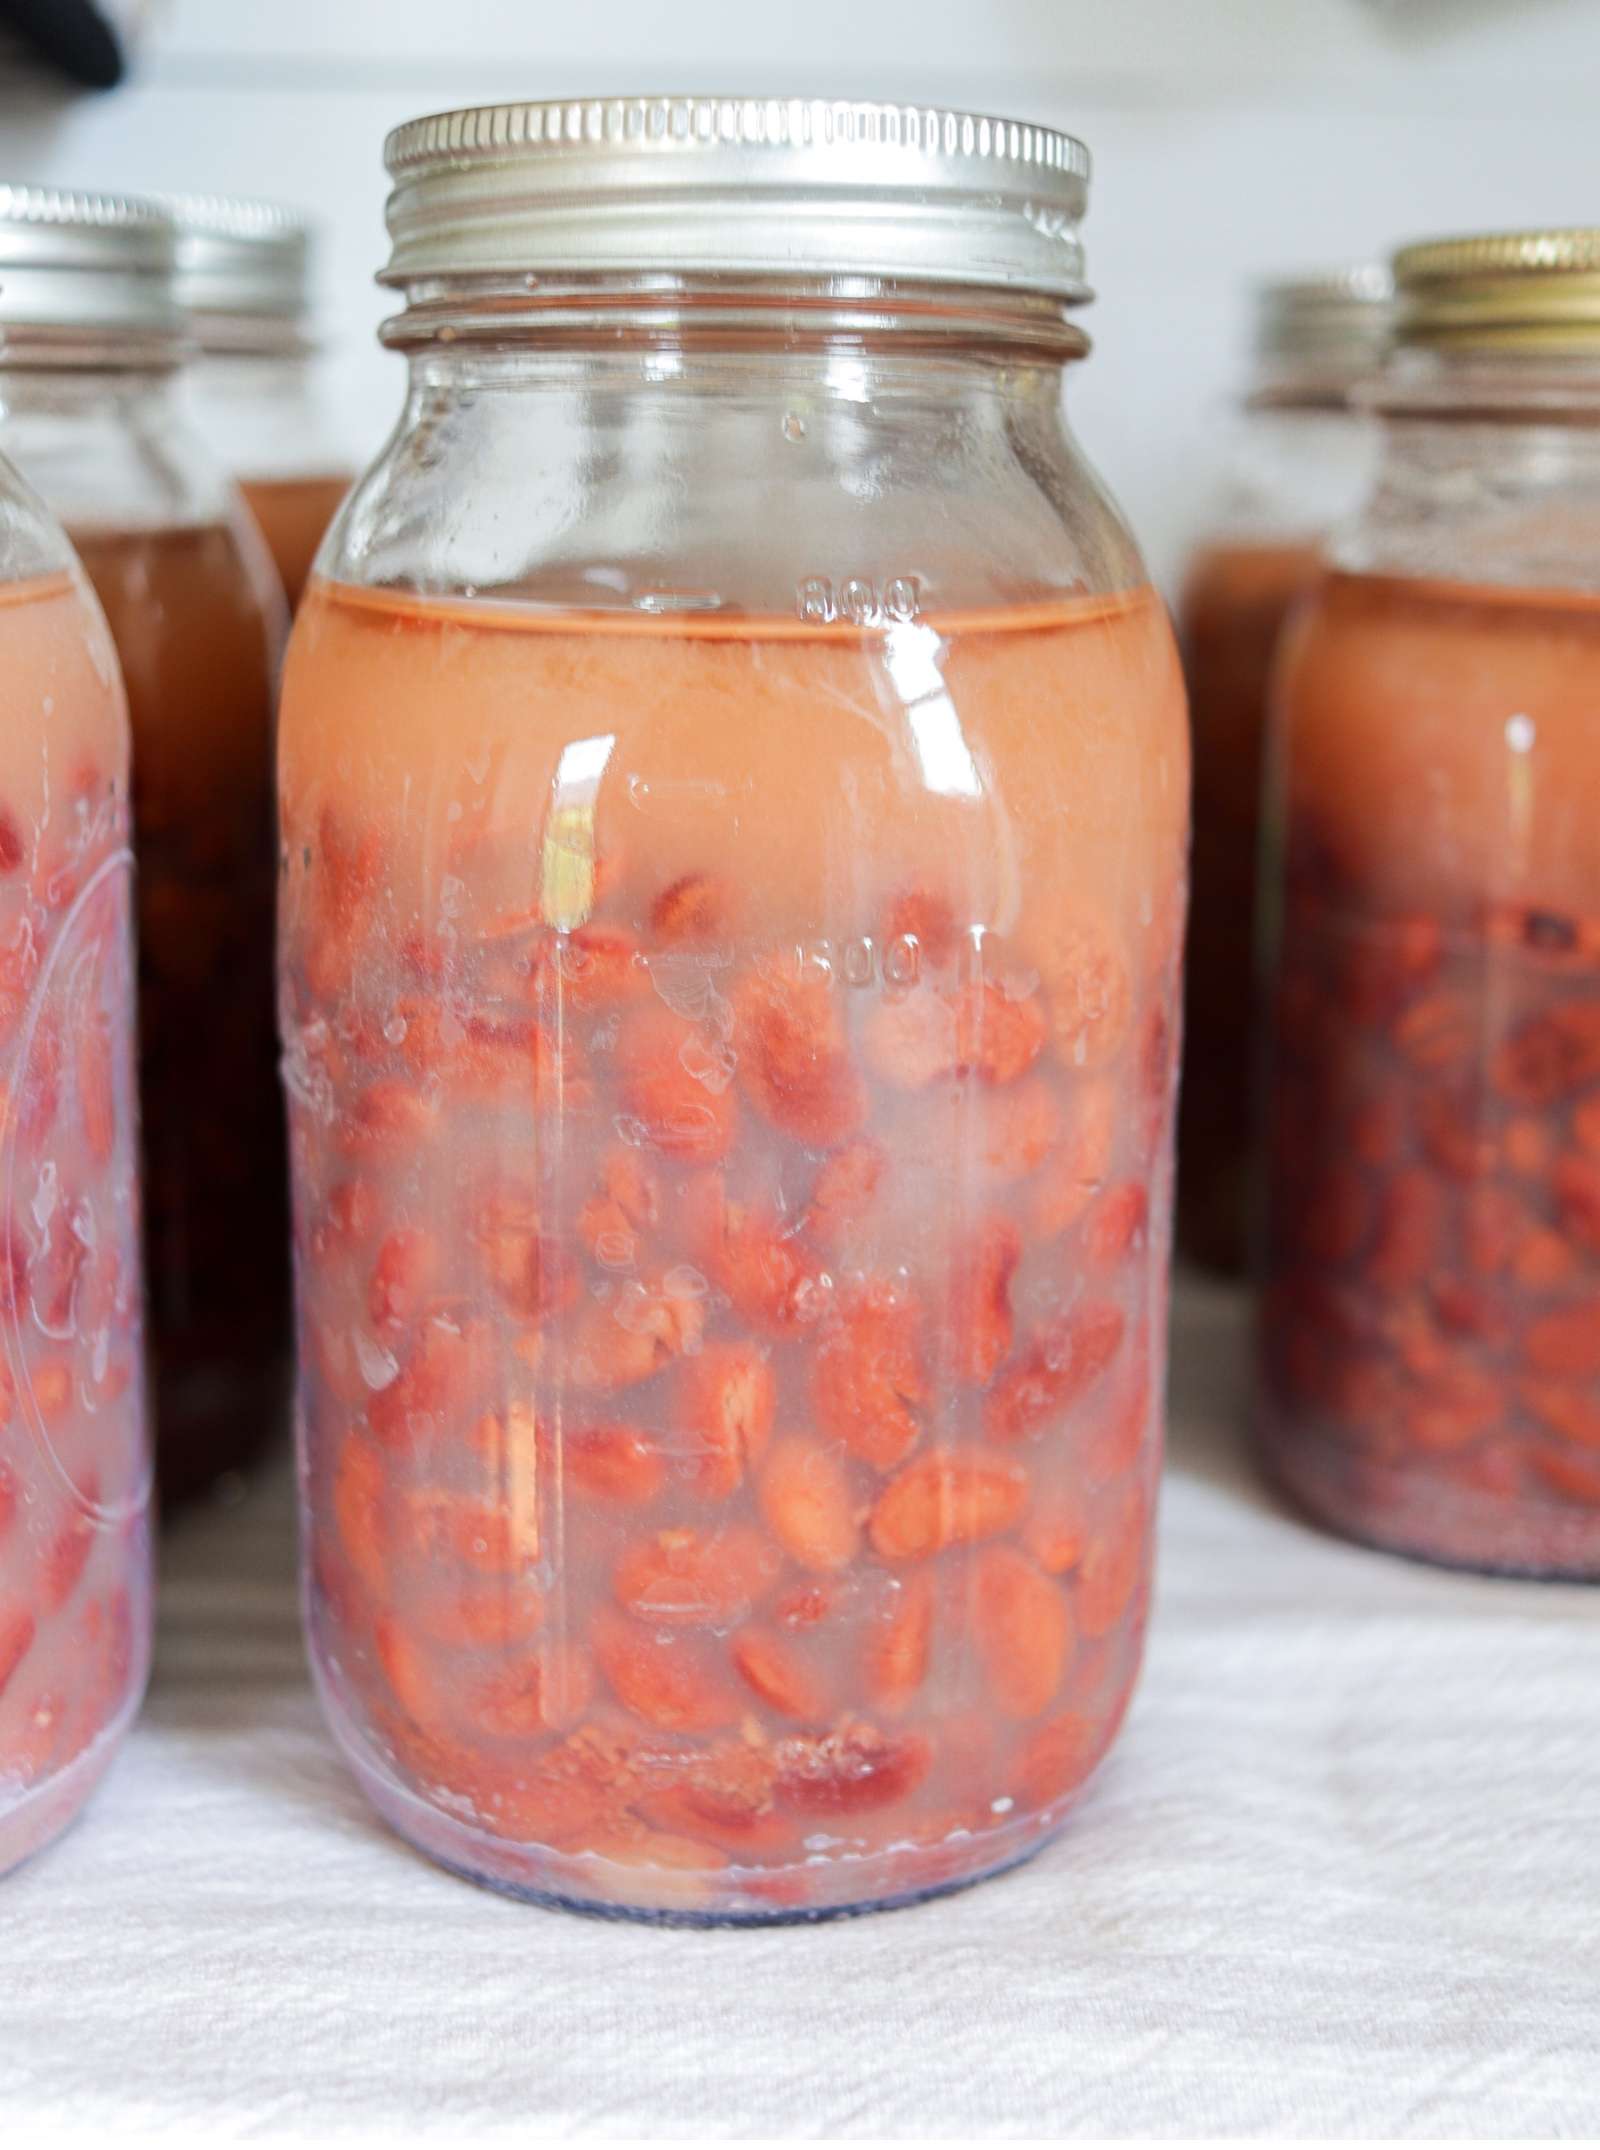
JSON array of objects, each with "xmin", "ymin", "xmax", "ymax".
[{"xmin": 3, "ymin": 1280, "xmax": 1597, "ymax": 2142}]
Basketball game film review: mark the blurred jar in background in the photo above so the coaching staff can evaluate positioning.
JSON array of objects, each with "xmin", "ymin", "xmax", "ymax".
[
  {"xmin": 171, "ymin": 196, "xmax": 351, "ymax": 609},
  {"xmin": 282, "ymin": 95, "xmax": 1188, "ymax": 1922},
  {"xmin": 0, "ymin": 354, "xmax": 150, "ymax": 1872},
  {"xmin": 1176, "ymin": 268, "xmax": 1391, "ymax": 1272},
  {"xmin": 0, "ymin": 188, "xmax": 289, "ymax": 1508},
  {"xmin": 1259, "ymin": 230, "xmax": 1600, "ymax": 1580}
]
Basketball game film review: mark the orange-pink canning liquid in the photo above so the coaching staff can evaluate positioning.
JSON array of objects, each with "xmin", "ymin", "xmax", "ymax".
[
  {"xmin": 279, "ymin": 578, "xmax": 1188, "ymax": 1917},
  {"xmin": 0, "ymin": 570, "xmax": 150, "ymax": 1875}
]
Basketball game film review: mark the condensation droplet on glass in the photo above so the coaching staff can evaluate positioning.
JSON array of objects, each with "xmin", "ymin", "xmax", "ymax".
[
  {"xmin": 654, "ymin": 968, "xmax": 712, "ymax": 1023},
  {"xmin": 354, "ymin": 1331, "xmax": 400, "ymax": 1391},
  {"xmin": 446, "ymin": 800, "xmax": 462, "ymax": 823},
  {"xmin": 440, "ymin": 874, "xmax": 467, "ymax": 919},
  {"xmin": 782, "ymin": 411, "xmax": 806, "ymax": 442},
  {"xmin": 679, "ymin": 1034, "xmax": 736, "ymax": 1092},
  {"xmin": 382, "ymin": 1012, "xmax": 409, "ymax": 1046},
  {"xmin": 31, "ymin": 1160, "xmax": 58, "ymax": 1232},
  {"xmin": 790, "ymin": 1274, "xmax": 832, "ymax": 1323},
  {"xmin": 663, "ymin": 1263, "xmax": 709, "ymax": 1299},
  {"xmin": 614, "ymin": 1281, "xmax": 671, "ymax": 1333},
  {"xmin": 593, "ymin": 1230, "xmax": 636, "ymax": 1272},
  {"xmin": 1507, "ymin": 712, "xmax": 1536, "ymax": 754},
  {"xmin": 90, "ymin": 1326, "xmax": 109, "ymax": 1384}
]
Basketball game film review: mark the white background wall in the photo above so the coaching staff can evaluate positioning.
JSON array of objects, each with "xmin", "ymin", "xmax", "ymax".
[{"xmin": 3, "ymin": 0, "xmax": 1599, "ymax": 588}]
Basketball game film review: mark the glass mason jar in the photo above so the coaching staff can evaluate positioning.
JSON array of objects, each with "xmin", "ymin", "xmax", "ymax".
[
  {"xmin": 0, "ymin": 188, "xmax": 290, "ymax": 1508},
  {"xmin": 0, "ymin": 246, "xmax": 151, "ymax": 1871},
  {"xmin": 1259, "ymin": 229, "xmax": 1600, "ymax": 1579},
  {"xmin": 171, "ymin": 197, "xmax": 351, "ymax": 610},
  {"xmin": 281, "ymin": 96, "xmax": 1189, "ymax": 1922},
  {"xmin": 1176, "ymin": 268, "xmax": 1390, "ymax": 1272}
]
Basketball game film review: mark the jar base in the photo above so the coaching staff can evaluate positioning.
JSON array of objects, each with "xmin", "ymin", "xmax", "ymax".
[
  {"xmin": 0, "ymin": 1672, "xmax": 145, "ymax": 1880},
  {"xmin": 421, "ymin": 1824, "xmax": 1052, "ymax": 1929},
  {"xmin": 315, "ymin": 1658, "xmax": 1077, "ymax": 1924},
  {"xmin": 1257, "ymin": 1413, "xmax": 1600, "ymax": 1582}
]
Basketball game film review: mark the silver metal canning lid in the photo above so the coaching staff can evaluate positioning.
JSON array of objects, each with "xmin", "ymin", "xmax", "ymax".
[
  {"xmin": 0, "ymin": 183, "xmax": 184, "ymax": 345},
  {"xmin": 381, "ymin": 95, "xmax": 1092, "ymax": 300},
  {"xmin": 1253, "ymin": 263, "xmax": 1395, "ymax": 375},
  {"xmin": 161, "ymin": 194, "xmax": 313, "ymax": 348}
]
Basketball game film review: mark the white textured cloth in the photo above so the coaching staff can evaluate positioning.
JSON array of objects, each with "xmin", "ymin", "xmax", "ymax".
[{"xmin": 3, "ymin": 1280, "xmax": 1598, "ymax": 2141}]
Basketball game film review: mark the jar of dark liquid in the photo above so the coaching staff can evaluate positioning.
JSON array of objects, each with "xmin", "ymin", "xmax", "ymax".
[
  {"xmin": 1260, "ymin": 230, "xmax": 1600, "ymax": 1579},
  {"xmin": 1177, "ymin": 268, "xmax": 1390, "ymax": 1272},
  {"xmin": 171, "ymin": 195, "xmax": 352, "ymax": 611},
  {"xmin": 0, "ymin": 186, "xmax": 289, "ymax": 1505}
]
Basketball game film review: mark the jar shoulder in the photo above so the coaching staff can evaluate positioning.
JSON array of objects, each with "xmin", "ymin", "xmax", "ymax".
[
  {"xmin": 0, "ymin": 450, "xmax": 78, "ymax": 585},
  {"xmin": 0, "ymin": 378, "xmax": 240, "ymax": 539},
  {"xmin": 1330, "ymin": 415, "xmax": 1600, "ymax": 592},
  {"xmin": 1187, "ymin": 404, "xmax": 1376, "ymax": 562},
  {"xmin": 321, "ymin": 370, "xmax": 1154, "ymax": 616}
]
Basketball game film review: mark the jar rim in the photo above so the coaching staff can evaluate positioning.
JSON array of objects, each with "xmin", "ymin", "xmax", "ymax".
[{"xmin": 380, "ymin": 94, "xmax": 1092, "ymax": 303}]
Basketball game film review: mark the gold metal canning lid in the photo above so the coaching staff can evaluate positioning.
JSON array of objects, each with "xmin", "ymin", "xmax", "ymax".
[{"xmin": 1394, "ymin": 228, "xmax": 1600, "ymax": 351}]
